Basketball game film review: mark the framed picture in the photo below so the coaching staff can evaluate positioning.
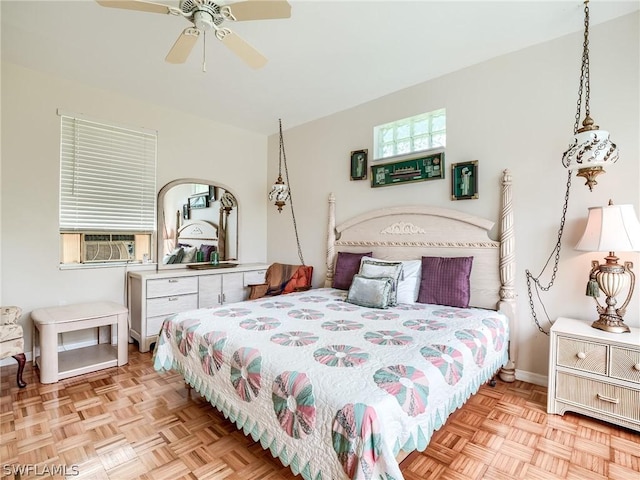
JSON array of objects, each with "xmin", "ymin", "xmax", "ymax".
[
  {"xmin": 451, "ymin": 160, "xmax": 478, "ymax": 200},
  {"xmin": 182, "ymin": 204, "xmax": 190, "ymax": 220},
  {"xmin": 188, "ymin": 192, "xmax": 209, "ymax": 209},
  {"xmin": 370, "ymin": 151, "xmax": 444, "ymax": 188},
  {"xmin": 350, "ymin": 149, "xmax": 368, "ymax": 180}
]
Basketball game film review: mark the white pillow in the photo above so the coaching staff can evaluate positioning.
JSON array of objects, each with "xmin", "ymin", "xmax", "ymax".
[
  {"xmin": 397, "ymin": 260, "xmax": 421, "ymax": 304},
  {"xmin": 359, "ymin": 257, "xmax": 403, "ymax": 306},
  {"xmin": 181, "ymin": 246, "xmax": 197, "ymax": 263}
]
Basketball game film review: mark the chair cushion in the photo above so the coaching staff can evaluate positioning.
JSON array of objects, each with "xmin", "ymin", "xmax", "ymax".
[
  {"xmin": 1, "ymin": 306, "xmax": 22, "ymax": 325},
  {"xmin": 0, "ymin": 324, "xmax": 24, "ymax": 359}
]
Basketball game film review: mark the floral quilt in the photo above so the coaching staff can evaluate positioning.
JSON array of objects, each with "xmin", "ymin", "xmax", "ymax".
[{"xmin": 153, "ymin": 288, "xmax": 509, "ymax": 480}]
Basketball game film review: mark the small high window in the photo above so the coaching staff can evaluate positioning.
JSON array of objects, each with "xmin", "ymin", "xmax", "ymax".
[{"xmin": 373, "ymin": 108, "xmax": 446, "ymax": 160}]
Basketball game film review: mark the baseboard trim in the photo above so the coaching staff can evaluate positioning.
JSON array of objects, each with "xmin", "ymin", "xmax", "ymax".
[{"xmin": 516, "ymin": 369, "xmax": 548, "ymax": 387}]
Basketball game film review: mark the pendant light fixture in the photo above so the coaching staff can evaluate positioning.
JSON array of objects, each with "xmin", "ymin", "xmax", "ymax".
[
  {"xmin": 268, "ymin": 119, "xmax": 306, "ymax": 265},
  {"xmin": 561, "ymin": 0, "xmax": 619, "ymax": 191},
  {"xmin": 268, "ymin": 119, "xmax": 291, "ymax": 212},
  {"xmin": 526, "ymin": 0, "xmax": 621, "ymax": 335}
]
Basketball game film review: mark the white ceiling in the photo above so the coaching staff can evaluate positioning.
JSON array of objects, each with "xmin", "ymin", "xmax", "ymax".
[{"xmin": 2, "ymin": 0, "xmax": 638, "ymax": 135}]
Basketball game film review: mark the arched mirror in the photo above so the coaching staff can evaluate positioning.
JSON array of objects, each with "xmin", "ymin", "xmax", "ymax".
[{"xmin": 157, "ymin": 179, "xmax": 238, "ymax": 269}]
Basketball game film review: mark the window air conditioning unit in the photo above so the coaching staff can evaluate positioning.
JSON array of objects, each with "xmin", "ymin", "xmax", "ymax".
[{"xmin": 82, "ymin": 234, "xmax": 135, "ymax": 263}]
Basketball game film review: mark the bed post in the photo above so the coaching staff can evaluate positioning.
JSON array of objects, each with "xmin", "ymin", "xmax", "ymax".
[
  {"xmin": 325, "ymin": 193, "xmax": 337, "ymax": 288},
  {"xmin": 498, "ymin": 169, "xmax": 517, "ymax": 383}
]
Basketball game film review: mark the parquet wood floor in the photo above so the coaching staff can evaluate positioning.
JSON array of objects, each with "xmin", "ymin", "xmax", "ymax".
[{"xmin": 1, "ymin": 345, "xmax": 638, "ymax": 480}]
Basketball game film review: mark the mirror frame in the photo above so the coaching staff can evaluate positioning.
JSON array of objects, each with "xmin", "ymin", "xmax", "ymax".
[{"xmin": 156, "ymin": 178, "xmax": 239, "ymax": 269}]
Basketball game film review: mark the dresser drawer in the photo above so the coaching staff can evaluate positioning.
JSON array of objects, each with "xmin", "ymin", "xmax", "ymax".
[
  {"xmin": 556, "ymin": 372, "xmax": 640, "ymax": 422},
  {"xmin": 244, "ymin": 269, "xmax": 267, "ymax": 286},
  {"xmin": 147, "ymin": 294, "xmax": 198, "ymax": 318},
  {"xmin": 147, "ymin": 315, "xmax": 170, "ymax": 338},
  {"xmin": 610, "ymin": 347, "xmax": 640, "ymax": 385},
  {"xmin": 557, "ymin": 337, "xmax": 607, "ymax": 375},
  {"xmin": 147, "ymin": 277, "xmax": 198, "ymax": 298}
]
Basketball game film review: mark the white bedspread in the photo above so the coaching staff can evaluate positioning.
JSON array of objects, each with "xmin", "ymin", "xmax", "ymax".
[{"xmin": 153, "ymin": 288, "xmax": 509, "ymax": 480}]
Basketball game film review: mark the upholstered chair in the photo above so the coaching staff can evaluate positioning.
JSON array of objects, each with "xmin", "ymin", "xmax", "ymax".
[
  {"xmin": 0, "ymin": 306, "xmax": 27, "ymax": 388},
  {"xmin": 249, "ymin": 263, "xmax": 313, "ymax": 300}
]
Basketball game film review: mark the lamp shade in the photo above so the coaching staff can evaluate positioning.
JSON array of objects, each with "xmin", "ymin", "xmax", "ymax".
[
  {"xmin": 562, "ymin": 127, "xmax": 619, "ymax": 172},
  {"xmin": 575, "ymin": 204, "xmax": 640, "ymax": 252}
]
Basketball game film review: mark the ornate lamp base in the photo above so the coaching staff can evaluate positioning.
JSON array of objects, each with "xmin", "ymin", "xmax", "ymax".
[
  {"xmin": 592, "ymin": 315, "xmax": 631, "ymax": 334},
  {"xmin": 587, "ymin": 256, "xmax": 635, "ymax": 335}
]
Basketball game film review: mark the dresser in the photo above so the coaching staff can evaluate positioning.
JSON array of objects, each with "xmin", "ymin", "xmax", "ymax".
[
  {"xmin": 128, "ymin": 263, "xmax": 267, "ymax": 352},
  {"xmin": 547, "ymin": 316, "xmax": 640, "ymax": 431}
]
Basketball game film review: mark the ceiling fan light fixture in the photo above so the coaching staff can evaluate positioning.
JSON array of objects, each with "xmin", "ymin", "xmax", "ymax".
[{"xmin": 193, "ymin": 10, "xmax": 215, "ymax": 31}]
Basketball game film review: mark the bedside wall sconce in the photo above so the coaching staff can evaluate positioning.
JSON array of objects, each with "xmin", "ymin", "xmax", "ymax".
[{"xmin": 575, "ymin": 201, "xmax": 640, "ymax": 333}]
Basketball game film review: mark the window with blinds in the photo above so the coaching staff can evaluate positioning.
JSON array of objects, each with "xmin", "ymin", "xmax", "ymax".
[
  {"xmin": 373, "ymin": 108, "xmax": 446, "ymax": 160},
  {"xmin": 59, "ymin": 113, "xmax": 157, "ymax": 265}
]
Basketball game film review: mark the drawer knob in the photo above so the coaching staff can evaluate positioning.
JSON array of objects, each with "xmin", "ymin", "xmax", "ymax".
[
  {"xmin": 576, "ymin": 351, "xmax": 586, "ymax": 360},
  {"xmin": 169, "ymin": 279, "xmax": 178, "ymax": 283},
  {"xmin": 634, "ymin": 363, "xmax": 640, "ymax": 371},
  {"xmin": 168, "ymin": 297, "xmax": 179, "ymax": 301}
]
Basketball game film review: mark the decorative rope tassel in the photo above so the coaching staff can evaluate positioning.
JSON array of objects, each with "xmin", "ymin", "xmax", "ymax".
[{"xmin": 586, "ymin": 274, "xmax": 600, "ymax": 297}]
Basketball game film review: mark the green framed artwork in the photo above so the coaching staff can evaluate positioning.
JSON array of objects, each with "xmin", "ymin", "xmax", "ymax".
[
  {"xmin": 350, "ymin": 149, "xmax": 368, "ymax": 180},
  {"xmin": 370, "ymin": 151, "xmax": 444, "ymax": 188},
  {"xmin": 451, "ymin": 160, "xmax": 478, "ymax": 200}
]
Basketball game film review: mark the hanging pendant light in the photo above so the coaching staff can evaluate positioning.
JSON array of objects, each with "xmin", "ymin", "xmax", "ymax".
[
  {"xmin": 561, "ymin": 0, "xmax": 619, "ymax": 191},
  {"xmin": 267, "ymin": 118, "xmax": 307, "ymax": 266},
  {"xmin": 268, "ymin": 119, "xmax": 291, "ymax": 212}
]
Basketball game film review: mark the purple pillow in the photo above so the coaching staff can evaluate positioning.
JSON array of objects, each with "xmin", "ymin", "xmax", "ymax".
[
  {"xmin": 199, "ymin": 244, "xmax": 217, "ymax": 262},
  {"xmin": 417, "ymin": 256, "xmax": 473, "ymax": 308},
  {"xmin": 332, "ymin": 251, "xmax": 372, "ymax": 290}
]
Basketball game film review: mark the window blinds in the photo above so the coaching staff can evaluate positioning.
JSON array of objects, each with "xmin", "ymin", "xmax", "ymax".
[{"xmin": 60, "ymin": 114, "xmax": 157, "ymax": 232}]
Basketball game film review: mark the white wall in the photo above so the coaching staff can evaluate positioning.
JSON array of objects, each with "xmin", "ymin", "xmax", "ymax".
[
  {"xmin": 0, "ymin": 63, "xmax": 268, "ymax": 353},
  {"xmin": 266, "ymin": 12, "xmax": 640, "ymax": 379}
]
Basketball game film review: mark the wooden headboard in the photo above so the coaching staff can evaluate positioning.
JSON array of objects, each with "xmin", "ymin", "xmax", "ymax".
[
  {"xmin": 177, "ymin": 220, "xmax": 219, "ymax": 247},
  {"xmin": 324, "ymin": 169, "xmax": 517, "ymax": 381}
]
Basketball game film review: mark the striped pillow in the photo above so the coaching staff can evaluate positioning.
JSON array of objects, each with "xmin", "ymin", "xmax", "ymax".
[{"xmin": 417, "ymin": 256, "xmax": 473, "ymax": 308}]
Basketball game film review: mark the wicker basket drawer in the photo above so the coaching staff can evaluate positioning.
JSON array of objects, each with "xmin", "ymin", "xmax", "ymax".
[
  {"xmin": 610, "ymin": 347, "xmax": 640, "ymax": 385},
  {"xmin": 147, "ymin": 294, "xmax": 198, "ymax": 318},
  {"xmin": 556, "ymin": 372, "xmax": 640, "ymax": 421},
  {"xmin": 147, "ymin": 277, "xmax": 198, "ymax": 298},
  {"xmin": 557, "ymin": 337, "xmax": 607, "ymax": 375}
]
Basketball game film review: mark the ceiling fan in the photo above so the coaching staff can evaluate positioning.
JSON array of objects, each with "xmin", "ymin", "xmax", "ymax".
[{"xmin": 95, "ymin": 0, "xmax": 291, "ymax": 69}]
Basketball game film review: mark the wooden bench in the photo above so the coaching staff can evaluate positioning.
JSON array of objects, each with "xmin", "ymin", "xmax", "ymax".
[{"xmin": 32, "ymin": 302, "xmax": 128, "ymax": 384}]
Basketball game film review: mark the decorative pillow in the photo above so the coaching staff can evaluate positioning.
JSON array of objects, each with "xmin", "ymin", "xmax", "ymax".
[
  {"xmin": 417, "ymin": 256, "xmax": 474, "ymax": 308},
  {"xmin": 397, "ymin": 260, "xmax": 422, "ymax": 304},
  {"xmin": 199, "ymin": 244, "xmax": 217, "ymax": 263},
  {"xmin": 359, "ymin": 257, "xmax": 403, "ymax": 306},
  {"xmin": 163, "ymin": 247, "xmax": 185, "ymax": 264},
  {"xmin": 346, "ymin": 275, "xmax": 393, "ymax": 309},
  {"xmin": 332, "ymin": 251, "xmax": 372, "ymax": 290},
  {"xmin": 181, "ymin": 246, "xmax": 197, "ymax": 263}
]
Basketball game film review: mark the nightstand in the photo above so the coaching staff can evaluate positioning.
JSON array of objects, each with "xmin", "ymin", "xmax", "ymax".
[{"xmin": 547, "ymin": 317, "xmax": 640, "ymax": 432}]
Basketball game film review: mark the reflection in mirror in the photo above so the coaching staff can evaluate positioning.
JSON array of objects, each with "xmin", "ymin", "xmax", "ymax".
[{"xmin": 157, "ymin": 179, "xmax": 238, "ymax": 268}]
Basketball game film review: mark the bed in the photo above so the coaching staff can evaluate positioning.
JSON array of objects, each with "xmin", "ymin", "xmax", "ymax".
[
  {"xmin": 153, "ymin": 170, "xmax": 516, "ymax": 480},
  {"xmin": 163, "ymin": 219, "xmax": 219, "ymax": 264}
]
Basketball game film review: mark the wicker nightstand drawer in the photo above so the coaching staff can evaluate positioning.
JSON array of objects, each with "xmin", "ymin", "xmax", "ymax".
[
  {"xmin": 556, "ymin": 337, "xmax": 607, "ymax": 375},
  {"xmin": 556, "ymin": 371, "xmax": 640, "ymax": 422},
  {"xmin": 610, "ymin": 347, "xmax": 640, "ymax": 385}
]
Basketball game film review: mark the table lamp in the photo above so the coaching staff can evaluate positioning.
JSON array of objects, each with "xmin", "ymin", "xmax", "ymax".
[{"xmin": 575, "ymin": 201, "xmax": 640, "ymax": 333}]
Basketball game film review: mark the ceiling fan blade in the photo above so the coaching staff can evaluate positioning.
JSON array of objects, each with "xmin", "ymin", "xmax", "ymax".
[
  {"xmin": 226, "ymin": 0, "xmax": 291, "ymax": 21},
  {"xmin": 166, "ymin": 28, "xmax": 200, "ymax": 64},
  {"xmin": 95, "ymin": 0, "xmax": 173, "ymax": 15},
  {"xmin": 220, "ymin": 31, "xmax": 267, "ymax": 69}
]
